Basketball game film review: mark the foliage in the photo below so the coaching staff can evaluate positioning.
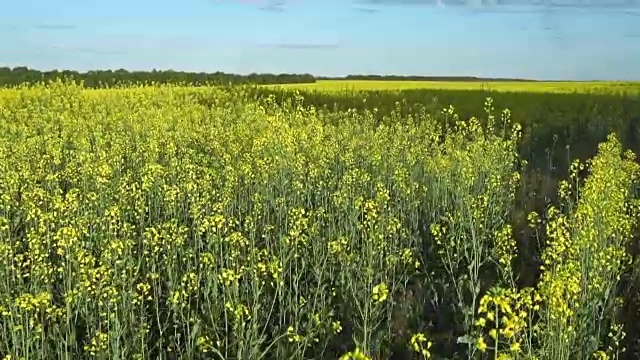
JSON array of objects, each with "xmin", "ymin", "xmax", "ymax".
[{"xmin": 0, "ymin": 67, "xmax": 316, "ymax": 88}]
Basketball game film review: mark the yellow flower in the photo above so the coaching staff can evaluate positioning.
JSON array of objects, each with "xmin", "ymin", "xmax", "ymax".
[
  {"xmin": 372, "ymin": 283, "xmax": 389, "ymax": 303},
  {"xmin": 286, "ymin": 326, "xmax": 303, "ymax": 343},
  {"xmin": 476, "ymin": 337, "xmax": 488, "ymax": 352},
  {"xmin": 475, "ymin": 317, "xmax": 486, "ymax": 327},
  {"xmin": 502, "ymin": 327, "xmax": 515, "ymax": 338},
  {"xmin": 410, "ymin": 333, "xmax": 432, "ymax": 358},
  {"xmin": 340, "ymin": 347, "xmax": 371, "ymax": 360},
  {"xmin": 332, "ymin": 321, "xmax": 342, "ymax": 334},
  {"xmin": 593, "ymin": 350, "xmax": 609, "ymax": 360},
  {"xmin": 487, "ymin": 311, "xmax": 495, "ymax": 321}
]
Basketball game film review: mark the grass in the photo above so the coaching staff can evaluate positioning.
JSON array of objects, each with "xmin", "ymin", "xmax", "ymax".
[{"xmin": 265, "ymin": 80, "xmax": 640, "ymax": 95}]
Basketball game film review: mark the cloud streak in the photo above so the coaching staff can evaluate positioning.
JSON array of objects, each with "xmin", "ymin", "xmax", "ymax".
[
  {"xmin": 213, "ymin": 0, "xmax": 289, "ymax": 11},
  {"xmin": 352, "ymin": 5, "xmax": 380, "ymax": 12},
  {"xmin": 353, "ymin": 0, "xmax": 640, "ymax": 11},
  {"xmin": 259, "ymin": 0, "xmax": 287, "ymax": 11}
]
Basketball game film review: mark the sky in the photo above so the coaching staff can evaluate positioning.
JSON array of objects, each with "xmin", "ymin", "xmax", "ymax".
[{"xmin": 1, "ymin": 0, "xmax": 639, "ymax": 80}]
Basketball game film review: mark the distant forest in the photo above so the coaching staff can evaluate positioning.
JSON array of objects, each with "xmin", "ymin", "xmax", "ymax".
[
  {"xmin": 0, "ymin": 66, "xmax": 537, "ymax": 87},
  {"xmin": 0, "ymin": 67, "xmax": 315, "ymax": 87}
]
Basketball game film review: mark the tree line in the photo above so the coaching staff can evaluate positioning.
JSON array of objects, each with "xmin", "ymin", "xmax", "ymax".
[
  {"xmin": 0, "ymin": 67, "xmax": 316, "ymax": 88},
  {"xmin": 0, "ymin": 66, "xmax": 541, "ymax": 88}
]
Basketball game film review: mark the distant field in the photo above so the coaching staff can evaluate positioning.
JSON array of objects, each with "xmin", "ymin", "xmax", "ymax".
[{"xmin": 266, "ymin": 80, "xmax": 640, "ymax": 94}]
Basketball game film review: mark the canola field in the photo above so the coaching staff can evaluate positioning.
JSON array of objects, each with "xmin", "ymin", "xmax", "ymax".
[
  {"xmin": 267, "ymin": 80, "xmax": 640, "ymax": 95},
  {"xmin": 0, "ymin": 82, "xmax": 639, "ymax": 360}
]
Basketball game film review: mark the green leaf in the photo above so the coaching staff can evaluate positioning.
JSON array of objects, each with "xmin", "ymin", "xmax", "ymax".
[{"xmin": 456, "ymin": 335, "xmax": 474, "ymax": 345}]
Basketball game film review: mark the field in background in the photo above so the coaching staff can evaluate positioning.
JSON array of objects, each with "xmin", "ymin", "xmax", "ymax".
[{"xmin": 266, "ymin": 79, "xmax": 640, "ymax": 94}]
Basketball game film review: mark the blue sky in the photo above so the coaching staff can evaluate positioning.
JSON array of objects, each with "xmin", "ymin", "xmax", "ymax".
[{"xmin": 1, "ymin": 0, "xmax": 639, "ymax": 80}]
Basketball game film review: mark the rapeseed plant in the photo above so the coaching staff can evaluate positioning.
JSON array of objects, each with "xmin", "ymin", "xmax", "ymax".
[{"xmin": 0, "ymin": 81, "xmax": 637, "ymax": 360}]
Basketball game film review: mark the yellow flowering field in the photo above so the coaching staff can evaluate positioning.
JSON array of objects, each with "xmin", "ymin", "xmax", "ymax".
[
  {"xmin": 0, "ymin": 81, "xmax": 638, "ymax": 359},
  {"xmin": 265, "ymin": 80, "xmax": 640, "ymax": 95}
]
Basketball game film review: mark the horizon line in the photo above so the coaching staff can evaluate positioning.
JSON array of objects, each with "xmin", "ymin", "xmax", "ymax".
[{"xmin": 2, "ymin": 65, "xmax": 639, "ymax": 83}]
